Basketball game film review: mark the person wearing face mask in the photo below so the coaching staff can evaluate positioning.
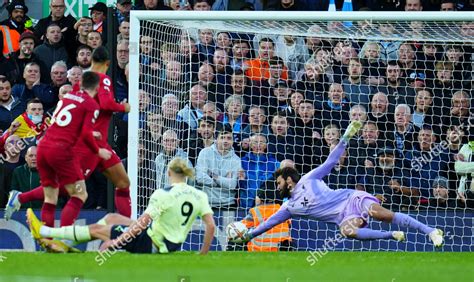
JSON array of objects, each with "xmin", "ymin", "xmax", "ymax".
[
  {"xmin": 11, "ymin": 98, "xmax": 50, "ymax": 143},
  {"xmin": 357, "ymin": 147, "xmax": 421, "ymax": 212}
]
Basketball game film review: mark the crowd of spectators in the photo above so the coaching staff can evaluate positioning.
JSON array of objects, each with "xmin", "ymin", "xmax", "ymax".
[{"xmin": 0, "ymin": 0, "xmax": 473, "ymax": 213}]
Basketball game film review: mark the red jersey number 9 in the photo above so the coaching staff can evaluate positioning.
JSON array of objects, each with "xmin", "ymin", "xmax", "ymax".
[
  {"xmin": 103, "ymin": 78, "xmax": 111, "ymax": 92},
  {"xmin": 51, "ymin": 100, "xmax": 77, "ymax": 127}
]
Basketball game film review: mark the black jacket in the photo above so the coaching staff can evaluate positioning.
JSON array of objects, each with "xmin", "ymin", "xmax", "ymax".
[
  {"xmin": 33, "ymin": 41, "xmax": 70, "ymax": 83},
  {"xmin": 5, "ymin": 51, "xmax": 49, "ymax": 84},
  {"xmin": 34, "ymin": 14, "xmax": 77, "ymax": 44}
]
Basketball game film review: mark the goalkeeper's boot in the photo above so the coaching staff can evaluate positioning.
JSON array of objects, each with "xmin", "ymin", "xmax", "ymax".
[
  {"xmin": 342, "ymin": 121, "xmax": 362, "ymax": 142},
  {"xmin": 4, "ymin": 190, "xmax": 21, "ymax": 220},
  {"xmin": 429, "ymin": 229, "xmax": 444, "ymax": 248},
  {"xmin": 392, "ymin": 231, "xmax": 406, "ymax": 242}
]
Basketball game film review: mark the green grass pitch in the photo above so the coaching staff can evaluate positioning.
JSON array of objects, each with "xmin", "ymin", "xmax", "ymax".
[{"xmin": 1, "ymin": 252, "xmax": 473, "ymax": 282}]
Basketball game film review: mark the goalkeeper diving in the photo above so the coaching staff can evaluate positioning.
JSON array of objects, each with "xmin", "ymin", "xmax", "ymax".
[
  {"xmin": 27, "ymin": 158, "xmax": 216, "ymax": 255},
  {"xmin": 232, "ymin": 120, "xmax": 444, "ymax": 247}
]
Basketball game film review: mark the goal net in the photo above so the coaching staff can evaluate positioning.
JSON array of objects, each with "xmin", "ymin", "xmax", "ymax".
[{"xmin": 128, "ymin": 11, "xmax": 474, "ymax": 252}]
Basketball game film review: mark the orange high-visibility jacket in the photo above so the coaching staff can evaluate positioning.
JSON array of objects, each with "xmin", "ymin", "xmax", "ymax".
[
  {"xmin": 241, "ymin": 203, "xmax": 291, "ymax": 252},
  {"xmin": 0, "ymin": 25, "xmax": 21, "ymax": 56},
  {"xmin": 243, "ymin": 58, "xmax": 288, "ymax": 81}
]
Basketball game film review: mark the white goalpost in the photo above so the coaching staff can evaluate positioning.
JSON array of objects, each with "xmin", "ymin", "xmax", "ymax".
[{"xmin": 128, "ymin": 11, "xmax": 473, "ymax": 251}]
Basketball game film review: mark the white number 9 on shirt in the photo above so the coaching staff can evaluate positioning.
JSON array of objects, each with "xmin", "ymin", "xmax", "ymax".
[{"xmin": 226, "ymin": 221, "xmax": 248, "ymax": 243}]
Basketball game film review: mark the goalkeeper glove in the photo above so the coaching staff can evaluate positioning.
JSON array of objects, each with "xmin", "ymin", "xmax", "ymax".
[
  {"xmin": 242, "ymin": 228, "xmax": 253, "ymax": 243},
  {"xmin": 342, "ymin": 121, "xmax": 362, "ymax": 142},
  {"xmin": 229, "ymin": 228, "xmax": 253, "ymax": 243}
]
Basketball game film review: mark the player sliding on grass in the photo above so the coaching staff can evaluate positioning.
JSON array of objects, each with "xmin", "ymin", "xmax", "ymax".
[
  {"xmin": 233, "ymin": 121, "xmax": 444, "ymax": 247},
  {"xmin": 27, "ymin": 157, "xmax": 216, "ymax": 255},
  {"xmin": 5, "ymin": 46, "xmax": 132, "ymax": 223}
]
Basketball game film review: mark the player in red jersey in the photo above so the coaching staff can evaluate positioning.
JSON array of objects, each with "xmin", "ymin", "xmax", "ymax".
[
  {"xmin": 5, "ymin": 47, "xmax": 132, "ymax": 223},
  {"xmin": 37, "ymin": 71, "xmax": 112, "ymax": 228},
  {"xmin": 71, "ymin": 46, "xmax": 132, "ymax": 219},
  {"xmin": 80, "ymin": 46, "xmax": 132, "ymax": 219}
]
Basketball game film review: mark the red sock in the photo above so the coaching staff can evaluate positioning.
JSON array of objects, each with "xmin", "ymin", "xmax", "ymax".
[
  {"xmin": 115, "ymin": 187, "xmax": 131, "ymax": 218},
  {"xmin": 41, "ymin": 202, "xmax": 56, "ymax": 227},
  {"xmin": 60, "ymin": 197, "xmax": 84, "ymax": 227},
  {"xmin": 19, "ymin": 186, "xmax": 44, "ymax": 204},
  {"xmin": 19, "ymin": 185, "xmax": 70, "ymax": 204}
]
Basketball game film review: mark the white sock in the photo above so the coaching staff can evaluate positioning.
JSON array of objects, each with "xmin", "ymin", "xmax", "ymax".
[
  {"xmin": 40, "ymin": 226, "xmax": 91, "ymax": 241},
  {"xmin": 39, "ymin": 226, "xmax": 52, "ymax": 238}
]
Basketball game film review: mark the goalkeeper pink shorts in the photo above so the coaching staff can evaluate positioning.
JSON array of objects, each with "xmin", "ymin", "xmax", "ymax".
[{"xmin": 339, "ymin": 191, "xmax": 380, "ymax": 227}]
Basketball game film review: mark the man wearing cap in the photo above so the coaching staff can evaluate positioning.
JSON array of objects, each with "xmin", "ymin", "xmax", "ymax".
[
  {"xmin": 89, "ymin": 3, "xmax": 106, "ymax": 32},
  {"xmin": 407, "ymin": 72, "xmax": 426, "ymax": 91},
  {"xmin": 5, "ymin": 32, "xmax": 48, "ymax": 85},
  {"xmin": 34, "ymin": 0, "xmax": 77, "ymax": 44},
  {"xmin": 357, "ymin": 146, "xmax": 420, "ymax": 211},
  {"xmin": 267, "ymin": 80, "xmax": 291, "ymax": 116},
  {"xmin": 0, "ymin": 0, "xmax": 31, "ymax": 57},
  {"xmin": 89, "ymin": 2, "xmax": 107, "ymax": 44},
  {"xmin": 427, "ymin": 177, "xmax": 457, "ymax": 209}
]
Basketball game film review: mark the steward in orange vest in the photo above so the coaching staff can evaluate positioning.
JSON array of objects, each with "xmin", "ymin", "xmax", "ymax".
[
  {"xmin": 241, "ymin": 187, "xmax": 292, "ymax": 252},
  {"xmin": 0, "ymin": 1, "xmax": 32, "ymax": 57}
]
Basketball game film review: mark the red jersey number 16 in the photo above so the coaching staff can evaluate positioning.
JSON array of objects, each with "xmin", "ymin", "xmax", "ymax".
[{"xmin": 51, "ymin": 100, "xmax": 99, "ymax": 127}]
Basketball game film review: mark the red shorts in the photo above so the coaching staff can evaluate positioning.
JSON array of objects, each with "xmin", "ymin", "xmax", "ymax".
[
  {"xmin": 37, "ymin": 143, "xmax": 83, "ymax": 188},
  {"xmin": 77, "ymin": 143, "xmax": 122, "ymax": 179}
]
